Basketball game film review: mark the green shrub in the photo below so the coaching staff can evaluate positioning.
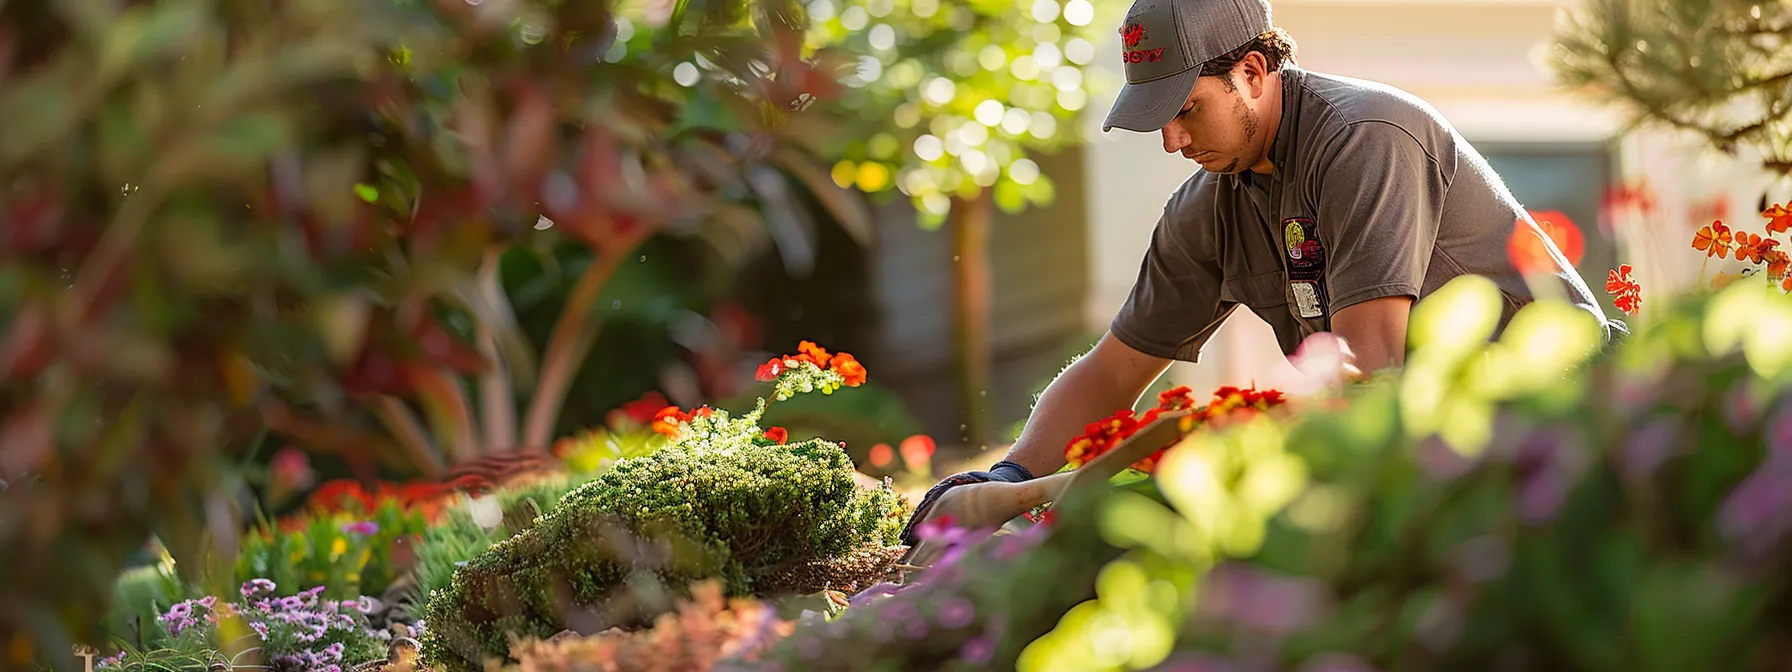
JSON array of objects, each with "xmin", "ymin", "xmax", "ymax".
[
  {"xmin": 411, "ymin": 475, "xmax": 588, "ymax": 603},
  {"xmin": 420, "ymin": 433, "xmax": 905, "ymax": 670},
  {"xmin": 104, "ymin": 560, "xmax": 186, "ymax": 651},
  {"xmin": 416, "ymin": 342, "xmax": 907, "ymax": 671}
]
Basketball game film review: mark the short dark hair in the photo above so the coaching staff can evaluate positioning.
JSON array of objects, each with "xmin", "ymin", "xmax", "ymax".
[{"xmin": 1198, "ymin": 27, "xmax": 1298, "ymax": 84}]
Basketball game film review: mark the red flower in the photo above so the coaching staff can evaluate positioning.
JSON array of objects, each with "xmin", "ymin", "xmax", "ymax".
[
  {"xmin": 868, "ymin": 443, "xmax": 894, "ymax": 467},
  {"xmin": 1601, "ymin": 182, "xmax": 1656, "ymax": 220},
  {"xmin": 898, "ymin": 434, "xmax": 935, "ymax": 471},
  {"xmin": 830, "ymin": 352, "xmax": 868, "ymax": 387},
  {"xmin": 1770, "ymin": 251, "xmax": 1791, "ymax": 281},
  {"xmin": 619, "ymin": 391, "xmax": 670, "ymax": 425},
  {"xmin": 754, "ymin": 357, "xmax": 784, "ymax": 382},
  {"xmin": 1693, "ymin": 220, "xmax": 1734, "ymax": 259},
  {"xmin": 652, "ymin": 406, "xmax": 688, "ymax": 437},
  {"xmin": 1063, "ymin": 384, "xmax": 1288, "ymax": 473},
  {"xmin": 1736, "ymin": 232, "xmax": 1779, "ymax": 264},
  {"xmin": 764, "ymin": 427, "xmax": 789, "ymax": 444},
  {"xmin": 1766, "ymin": 203, "xmax": 1792, "ymax": 235},
  {"xmin": 1606, "ymin": 264, "xmax": 1641, "ymax": 316}
]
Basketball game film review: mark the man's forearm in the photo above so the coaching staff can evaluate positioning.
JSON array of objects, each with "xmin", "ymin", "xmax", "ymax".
[{"xmin": 998, "ymin": 356, "xmax": 1161, "ymax": 478}]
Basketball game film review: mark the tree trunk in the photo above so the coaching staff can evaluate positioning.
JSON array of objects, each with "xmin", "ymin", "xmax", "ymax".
[{"xmin": 950, "ymin": 192, "xmax": 994, "ymax": 449}]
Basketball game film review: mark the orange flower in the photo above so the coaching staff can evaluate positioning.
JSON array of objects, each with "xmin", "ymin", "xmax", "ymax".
[
  {"xmin": 1692, "ymin": 220, "xmax": 1733, "ymax": 259},
  {"xmin": 651, "ymin": 406, "xmax": 688, "ymax": 437},
  {"xmin": 1770, "ymin": 250, "xmax": 1791, "ymax": 280},
  {"xmin": 1063, "ymin": 384, "xmax": 1287, "ymax": 473},
  {"xmin": 1783, "ymin": 273, "xmax": 1792, "ymax": 293},
  {"xmin": 763, "ymin": 427, "xmax": 788, "ymax": 444},
  {"xmin": 830, "ymin": 352, "xmax": 867, "ymax": 387},
  {"xmin": 1736, "ymin": 232, "xmax": 1779, "ymax": 264},
  {"xmin": 1606, "ymin": 264, "xmax": 1641, "ymax": 316},
  {"xmin": 1765, "ymin": 203, "xmax": 1792, "ymax": 235},
  {"xmin": 797, "ymin": 340, "xmax": 832, "ymax": 368}
]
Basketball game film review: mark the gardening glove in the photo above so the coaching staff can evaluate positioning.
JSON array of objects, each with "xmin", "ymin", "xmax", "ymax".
[{"xmin": 899, "ymin": 459, "xmax": 1034, "ymax": 547}]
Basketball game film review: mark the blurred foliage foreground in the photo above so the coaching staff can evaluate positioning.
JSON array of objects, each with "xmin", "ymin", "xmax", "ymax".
[
  {"xmin": 454, "ymin": 275, "xmax": 1792, "ymax": 672},
  {"xmin": 0, "ymin": 0, "xmax": 885, "ymax": 665},
  {"xmin": 129, "ymin": 255, "xmax": 1792, "ymax": 672},
  {"xmin": 728, "ymin": 277, "xmax": 1792, "ymax": 672}
]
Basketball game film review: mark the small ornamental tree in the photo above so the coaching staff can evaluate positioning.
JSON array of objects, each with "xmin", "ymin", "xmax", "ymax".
[{"xmin": 801, "ymin": 0, "xmax": 1121, "ymax": 445}]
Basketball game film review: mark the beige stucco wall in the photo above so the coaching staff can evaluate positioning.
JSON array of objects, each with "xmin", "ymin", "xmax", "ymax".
[{"xmin": 1077, "ymin": 0, "xmax": 1777, "ymax": 398}]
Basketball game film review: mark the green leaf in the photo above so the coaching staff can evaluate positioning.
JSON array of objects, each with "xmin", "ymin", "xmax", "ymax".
[
  {"xmin": 202, "ymin": 113, "xmax": 295, "ymax": 163},
  {"xmin": 99, "ymin": 2, "xmax": 209, "ymax": 78}
]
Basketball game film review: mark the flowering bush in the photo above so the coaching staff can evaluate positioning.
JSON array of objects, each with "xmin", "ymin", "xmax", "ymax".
[
  {"xmin": 418, "ymin": 342, "xmax": 906, "ymax": 671},
  {"xmin": 97, "ymin": 580, "xmax": 389, "ymax": 672},
  {"xmin": 1603, "ymin": 199, "xmax": 1792, "ymax": 314},
  {"xmin": 1063, "ymin": 385, "xmax": 1289, "ymax": 474},
  {"xmin": 237, "ymin": 497, "xmax": 430, "ymax": 601}
]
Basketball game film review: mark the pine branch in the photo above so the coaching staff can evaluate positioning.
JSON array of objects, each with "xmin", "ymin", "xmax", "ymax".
[{"xmin": 1552, "ymin": 0, "xmax": 1792, "ymax": 175}]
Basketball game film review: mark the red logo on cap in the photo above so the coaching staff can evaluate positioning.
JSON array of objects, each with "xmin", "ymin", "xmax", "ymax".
[{"xmin": 1121, "ymin": 24, "xmax": 1146, "ymax": 48}]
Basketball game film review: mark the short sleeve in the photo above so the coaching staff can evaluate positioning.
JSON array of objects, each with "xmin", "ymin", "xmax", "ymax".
[
  {"xmin": 1109, "ymin": 198, "xmax": 1232, "ymax": 363},
  {"xmin": 1314, "ymin": 121, "xmax": 1450, "ymax": 313}
]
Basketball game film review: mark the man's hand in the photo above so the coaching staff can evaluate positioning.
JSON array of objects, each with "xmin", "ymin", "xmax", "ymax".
[
  {"xmin": 898, "ymin": 333, "xmax": 1171, "ymax": 545},
  {"xmin": 1330, "ymin": 295, "xmax": 1413, "ymax": 374}
]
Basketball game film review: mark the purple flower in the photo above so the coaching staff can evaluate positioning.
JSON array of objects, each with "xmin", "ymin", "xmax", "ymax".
[
  {"xmin": 1772, "ymin": 409, "xmax": 1792, "ymax": 454},
  {"xmin": 936, "ymin": 597, "xmax": 976, "ymax": 629},
  {"xmin": 848, "ymin": 582, "xmax": 911, "ymax": 608},
  {"xmin": 241, "ymin": 578, "xmax": 276, "ymax": 598},
  {"xmin": 1621, "ymin": 418, "xmax": 1680, "ymax": 479},
  {"xmin": 250, "ymin": 621, "xmax": 270, "ymax": 639},
  {"xmin": 1199, "ymin": 563, "xmax": 1328, "ymax": 636},
  {"xmin": 901, "ymin": 614, "xmax": 929, "ymax": 640},
  {"xmin": 1718, "ymin": 470, "xmax": 1792, "ymax": 551},
  {"xmin": 1414, "ymin": 435, "xmax": 1475, "ymax": 482},
  {"xmin": 197, "ymin": 595, "xmax": 216, "ymax": 609},
  {"xmin": 325, "ymin": 642, "xmax": 345, "ymax": 660},
  {"xmin": 166, "ymin": 602, "xmax": 192, "ymax": 619},
  {"xmin": 1297, "ymin": 659, "xmax": 1376, "ymax": 672},
  {"xmin": 278, "ymin": 595, "xmax": 304, "ymax": 611},
  {"xmin": 958, "ymin": 636, "xmax": 994, "ymax": 664}
]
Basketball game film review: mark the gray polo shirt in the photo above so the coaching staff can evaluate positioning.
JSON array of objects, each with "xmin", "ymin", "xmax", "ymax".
[{"xmin": 1111, "ymin": 66, "xmax": 1612, "ymax": 361}]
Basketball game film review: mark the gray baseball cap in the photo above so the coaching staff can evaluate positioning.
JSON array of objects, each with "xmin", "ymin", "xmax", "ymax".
[{"xmin": 1101, "ymin": 0, "xmax": 1273, "ymax": 133}]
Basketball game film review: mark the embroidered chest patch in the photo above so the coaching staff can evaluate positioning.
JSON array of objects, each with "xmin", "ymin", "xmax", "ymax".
[{"xmin": 1281, "ymin": 217, "xmax": 1328, "ymax": 319}]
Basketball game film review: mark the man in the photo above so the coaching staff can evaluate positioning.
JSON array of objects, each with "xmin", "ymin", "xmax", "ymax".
[{"xmin": 900, "ymin": 0, "xmax": 1621, "ymax": 542}]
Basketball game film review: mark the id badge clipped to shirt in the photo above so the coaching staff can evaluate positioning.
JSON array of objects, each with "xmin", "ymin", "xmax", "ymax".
[{"xmin": 1281, "ymin": 217, "xmax": 1329, "ymax": 321}]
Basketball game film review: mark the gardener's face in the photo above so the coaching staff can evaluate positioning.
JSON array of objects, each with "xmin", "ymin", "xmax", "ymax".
[{"xmin": 1159, "ymin": 55, "xmax": 1276, "ymax": 175}]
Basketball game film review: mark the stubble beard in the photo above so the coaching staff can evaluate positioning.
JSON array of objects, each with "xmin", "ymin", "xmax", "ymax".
[{"xmin": 1213, "ymin": 92, "xmax": 1259, "ymax": 175}]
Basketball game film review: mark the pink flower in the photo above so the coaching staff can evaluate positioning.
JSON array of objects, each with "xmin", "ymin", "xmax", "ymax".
[{"xmin": 340, "ymin": 520, "xmax": 379, "ymax": 536}]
